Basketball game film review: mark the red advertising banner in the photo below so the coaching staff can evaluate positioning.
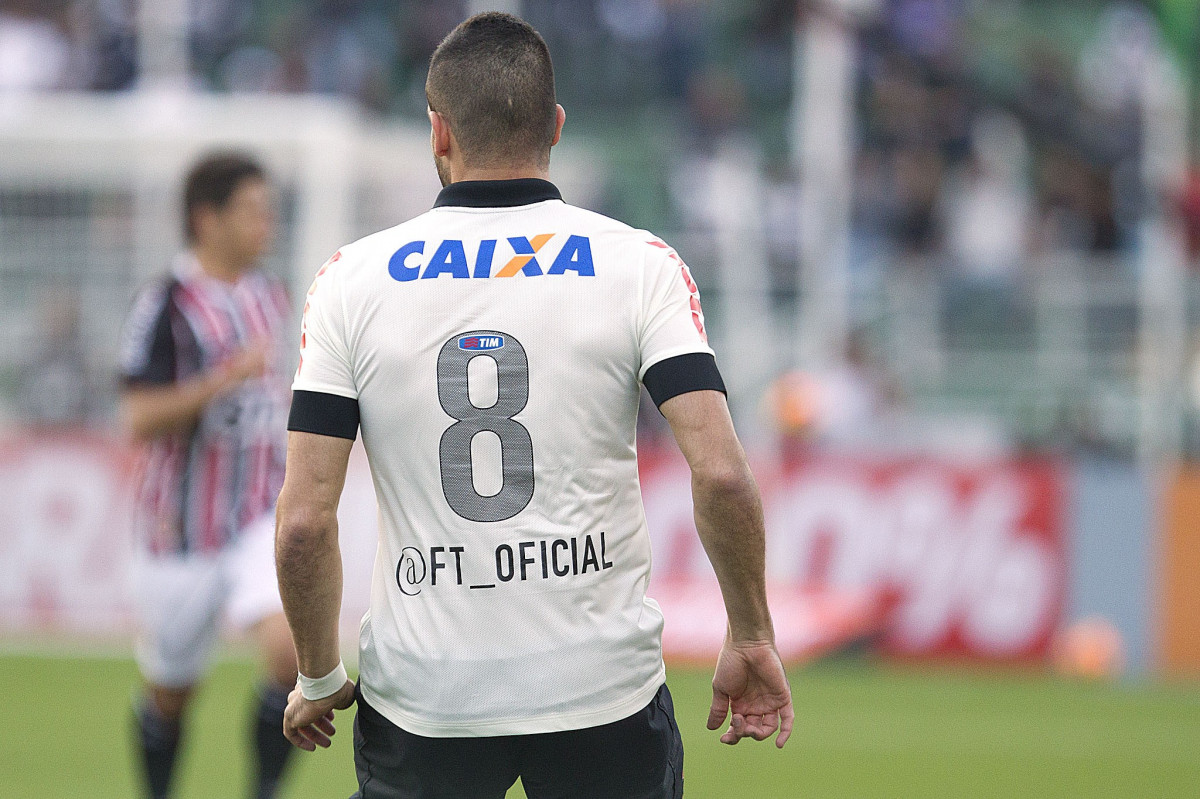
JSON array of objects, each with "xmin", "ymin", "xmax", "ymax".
[
  {"xmin": 0, "ymin": 430, "xmax": 377, "ymax": 638},
  {"xmin": 641, "ymin": 447, "xmax": 1067, "ymax": 661},
  {"xmin": 0, "ymin": 429, "xmax": 136, "ymax": 632},
  {"xmin": 0, "ymin": 431, "xmax": 1065, "ymax": 663}
]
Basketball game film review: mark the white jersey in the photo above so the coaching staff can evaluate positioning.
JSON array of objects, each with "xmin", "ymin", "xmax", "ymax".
[{"xmin": 290, "ymin": 179, "xmax": 719, "ymax": 737}]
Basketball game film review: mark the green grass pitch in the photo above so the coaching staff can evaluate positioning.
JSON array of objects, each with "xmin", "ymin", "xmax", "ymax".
[{"xmin": 4, "ymin": 652, "xmax": 1198, "ymax": 798}]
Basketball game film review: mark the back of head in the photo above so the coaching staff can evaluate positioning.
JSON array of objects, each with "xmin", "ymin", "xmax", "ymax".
[
  {"xmin": 426, "ymin": 12, "xmax": 557, "ymax": 169},
  {"xmin": 183, "ymin": 152, "xmax": 265, "ymax": 244}
]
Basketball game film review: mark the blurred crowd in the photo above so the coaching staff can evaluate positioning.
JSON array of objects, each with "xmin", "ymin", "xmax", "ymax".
[
  {"xmin": 0, "ymin": 0, "xmax": 134, "ymax": 91},
  {"xmin": 855, "ymin": 2, "xmax": 1158, "ymax": 271},
  {"xmin": 1, "ymin": 0, "xmax": 1185, "ymax": 257},
  {"xmin": 6, "ymin": 0, "xmax": 1200, "ymax": 454}
]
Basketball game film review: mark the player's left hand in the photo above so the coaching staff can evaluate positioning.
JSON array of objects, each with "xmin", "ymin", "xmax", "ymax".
[
  {"xmin": 707, "ymin": 637, "xmax": 794, "ymax": 748},
  {"xmin": 283, "ymin": 679, "xmax": 356, "ymax": 751}
]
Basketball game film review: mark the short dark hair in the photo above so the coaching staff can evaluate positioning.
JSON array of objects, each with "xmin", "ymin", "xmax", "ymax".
[
  {"xmin": 183, "ymin": 152, "xmax": 266, "ymax": 243},
  {"xmin": 426, "ymin": 12, "xmax": 557, "ymax": 168}
]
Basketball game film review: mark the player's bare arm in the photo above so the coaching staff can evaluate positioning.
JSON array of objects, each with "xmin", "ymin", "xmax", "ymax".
[
  {"xmin": 121, "ymin": 342, "xmax": 269, "ymax": 439},
  {"xmin": 275, "ymin": 430, "xmax": 355, "ymax": 751},
  {"xmin": 659, "ymin": 388, "xmax": 795, "ymax": 749}
]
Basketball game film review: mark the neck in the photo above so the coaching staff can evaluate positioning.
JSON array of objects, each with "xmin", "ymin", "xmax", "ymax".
[
  {"xmin": 192, "ymin": 244, "xmax": 245, "ymax": 283},
  {"xmin": 451, "ymin": 163, "xmax": 550, "ymax": 183}
]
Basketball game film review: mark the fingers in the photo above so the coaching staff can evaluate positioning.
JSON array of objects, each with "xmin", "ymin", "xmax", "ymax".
[
  {"xmin": 721, "ymin": 713, "xmax": 780, "ymax": 745},
  {"xmin": 283, "ymin": 695, "xmax": 343, "ymax": 751},
  {"xmin": 284, "ymin": 721, "xmax": 316, "ymax": 752},
  {"xmin": 747, "ymin": 712, "xmax": 778, "ymax": 740},
  {"xmin": 288, "ymin": 718, "xmax": 336, "ymax": 750},
  {"xmin": 313, "ymin": 714, "xmax": 337, "ymax": 738},
  {"xmin": 776, "ymin": 700, "xmax": 795, "ymax": 749},
  {"xmin": 297, "ymin": 722, "xmax": 333, "ymax": 749},
  {"xmin": 706, "ymin": 687, "xmax": 730, "ymax": 731},
  {"xmin": 720, "ymin": 713, "xmax": 744, "ymax": 745}
]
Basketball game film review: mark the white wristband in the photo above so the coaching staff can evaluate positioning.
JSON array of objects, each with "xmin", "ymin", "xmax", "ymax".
[{"xmin": 298, "ymin": 661, "xmax": 349, "ymax": 701}]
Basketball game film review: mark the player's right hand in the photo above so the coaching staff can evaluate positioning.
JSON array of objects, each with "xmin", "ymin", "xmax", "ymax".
[
  {"xmin": 283, "ymin": 679, "xmax": 356, "ymax": 751},
  {"xmin": 707, "ymin": 637, "xmax": 794, "ymax": 748}
]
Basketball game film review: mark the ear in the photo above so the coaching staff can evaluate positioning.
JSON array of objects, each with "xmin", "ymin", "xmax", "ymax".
[
  {"xmin": 550, "ymin": 104, "xmax": 566, "ymax": 147},
  {"xmin": 429, "ymin": 109, "xmax": 451, "ymax": 158}
]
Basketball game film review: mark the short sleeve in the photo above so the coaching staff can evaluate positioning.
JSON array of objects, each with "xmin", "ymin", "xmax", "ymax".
[
  {"xmin": 292, "ymin": 250, "xmax": 357, "ymax": 399},
  {"xmin": 637, "ymin": 240, "xmax": 714, "ymax": 381},
  {"xmin": 118, "ymin": 280, "xmax": 176, "ymax": 387}
]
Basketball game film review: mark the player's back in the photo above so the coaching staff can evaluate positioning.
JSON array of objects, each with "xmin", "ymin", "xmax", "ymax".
[{"xmin": 294, "ymin": 179, "xmax": 711, "ymax": 736}]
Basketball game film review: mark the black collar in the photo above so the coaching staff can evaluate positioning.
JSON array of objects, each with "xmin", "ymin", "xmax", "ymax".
[{"xmin": 434, "ymin": 178, "xmax": 562, "ymax": 209}]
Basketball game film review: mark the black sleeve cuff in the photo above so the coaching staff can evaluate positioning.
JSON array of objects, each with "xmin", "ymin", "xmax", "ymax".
[
  {"xmin": 642, "ymin": 352, "xmax": 726, "ymax": 408},
  {"xmin": 288, "ymin": 390, "xmax": 360, "ymax": 440}
]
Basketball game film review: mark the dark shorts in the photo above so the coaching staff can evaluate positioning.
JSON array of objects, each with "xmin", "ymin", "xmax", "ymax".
[{"xmin": 350, "ymin": 683, "xmax": 684, "ymax": 799}]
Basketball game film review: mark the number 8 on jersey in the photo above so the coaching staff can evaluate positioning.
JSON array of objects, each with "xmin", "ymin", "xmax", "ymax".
[{"xmin": 436, "ymin": 330, "xmax": 535, "ymax": 522}]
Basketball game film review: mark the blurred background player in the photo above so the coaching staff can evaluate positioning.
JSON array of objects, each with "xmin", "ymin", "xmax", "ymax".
[{"xmin": 117, "ymin": 153, "xmax": 297, "ymax": 799}]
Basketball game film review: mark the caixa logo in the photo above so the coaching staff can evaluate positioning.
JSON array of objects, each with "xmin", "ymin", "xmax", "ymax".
[{"xmin": 389, "ymin": 234, "xmax": 594, "ymax": 281}]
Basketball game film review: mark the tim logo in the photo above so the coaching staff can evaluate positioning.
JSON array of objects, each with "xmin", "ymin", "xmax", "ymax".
[{"xmin": 459, "ymin": 335, "xmax": 504, "ymax": 351}]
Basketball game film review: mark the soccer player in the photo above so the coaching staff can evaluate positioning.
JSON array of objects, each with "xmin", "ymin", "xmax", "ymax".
[
  {"xmin": 119, "ymin": 153, "xmax": 299, "ymax": 799},
  {"xmin": 276, "ymin": 12, "xmax": 793, "ymax": 799}
]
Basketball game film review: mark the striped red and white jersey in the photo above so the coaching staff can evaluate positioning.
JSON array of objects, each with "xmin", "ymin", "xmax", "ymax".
[{"xmin": 119, "ymin": 254, "xmax": 292, "ymax": 555}]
